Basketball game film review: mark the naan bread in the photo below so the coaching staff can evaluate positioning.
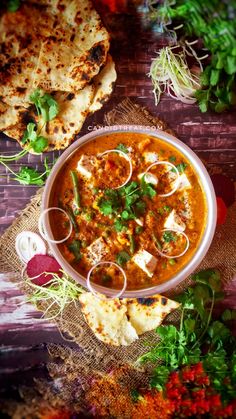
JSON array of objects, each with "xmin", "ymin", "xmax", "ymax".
[
  {"xmin": 79, "ymin": 292, "xmax": 180, "ymax": 346},
  {"xmin": 4, "ymin": 85, "xmax": 95, "ymax": 150},
  {"xmin": 89, "ymin": 54, "xmax": 117, "ymax": 113},
  {"xmin": 123, "ymin": 295, "xmax": 180, "ymax": 335},
  {"xmin": 0, "ymin": 0, "xmax": 109, "ymax": 106},
  {"xmin": 79, "ymin": 292, "xmax": 138, "ymax": 346}
]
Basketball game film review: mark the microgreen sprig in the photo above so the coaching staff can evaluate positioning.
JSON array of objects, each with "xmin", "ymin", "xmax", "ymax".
[{"xmin": 26, "ymin": 270, "xmax": 84, "ymax": 321}]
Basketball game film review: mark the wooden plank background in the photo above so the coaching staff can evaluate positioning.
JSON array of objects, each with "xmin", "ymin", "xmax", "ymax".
[{"xmin": 0, "ymin": 5, "xmax": 235, "ymax": 403}]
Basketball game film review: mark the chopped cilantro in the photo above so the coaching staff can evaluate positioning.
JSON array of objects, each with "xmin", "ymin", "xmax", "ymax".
[
  {"xmin": 172, "ymin": 162, "xmax": 188, "ymax": 174},
  {"xmin": 140, "ymin": 175, "xmax": 156, "ymax": 199},
  {"xmin": 169, "ymin": 258, "xmax": 176, "ymax": 265},
  {"xmin": 114, "ymin": 219, "xmax": 127, "ymax": 232},
  {"xmin": 116, "ymin": 250, "xmax": 131, "ymax": 266},
  {"xmin": 68, "ymin": 240, "xmax": 82, "ymax": 261},
  {"xmin": 169, "ymin": 155, "xmax": 176, "ymax": 162},
  {"xmin": 98, "ymin": 189, "xmax": 121, "ymax": 216},
  {"xmin": 116, "ymin": 143, "xmax": 129, "ymax": 154},
  {"xmin": 163, "ymin": 231, "xmax": 176, "ymax": 242},
  {"xmin": 130, "ymin": 389, "xmax": 140, "ymax": 402}
]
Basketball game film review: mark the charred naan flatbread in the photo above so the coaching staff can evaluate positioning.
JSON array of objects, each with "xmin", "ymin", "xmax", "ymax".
[
  {"xmin": 2, "ymin": 55, "xmax": 116, "ymax": 150},
  {"xmin": 79, "ymin": 293, "xmax": 138, "ymax": 346},
  {"xmin": 0, "ymin": 0, "xmax": 109, "ymax": 106},
  {"xmin": 89, "ymin": 54, "xmax": 117, "ymax": 113},
  {"xmin": 123, "ymin": 295, "xmax": 180, "ymax": 335},
  {"xmin": 4, "ymin": 85, "xmax": 94, "ymax": 150},
  {"xmin": 79, "ymin": 292, "xmax": 180, "ymax": 346}
]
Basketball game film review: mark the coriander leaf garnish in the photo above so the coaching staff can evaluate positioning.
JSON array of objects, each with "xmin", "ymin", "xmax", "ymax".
[
  {"xmin": 7, "ymin": 0, "xmax": 20, "ymax": 12},
  {"xmin": 21, "ymin": 122, "xmax": 48, "ymax": 153},
  {"xmin": 30, "ymin": 89, "xmax": 59, "ymax": 122},
  {"xmin": 162, "ymin": 231, "xmax": 176, "ymax": 242},
  {"xmin": 98, "ymin": 189, "xmax": 121, "ymax": 216},
  {"xmin": 114, "ymin": 219, "xmax": 127, "ymax": 232},
  {"xmin": 116, "ymin": 250, "xmax": 131, "ymax": 266},
  {"xmin": 13, "ymin": 167, "xmax": 45, "ymax": 186},
  {"xmin": 68, "ymin": 240, "xmax": 82, "ymax": 261},
  {"xmin": 140, "ymin": 175, "xmax": 156, "ymax": 199},
  {"xmin": 172, "ymin": 162, "xmax": 188, "ymax": 174},
  {"xmin": 169, "ymin": 155, "xmax": 176, "ymax": 162},
  {"xmin": 116, "ymin": 143, "xmax": 129, "ymax": 154}
]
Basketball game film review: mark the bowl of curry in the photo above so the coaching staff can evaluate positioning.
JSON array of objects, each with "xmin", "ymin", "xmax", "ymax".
[{"xmin": 41, "ymin": 126, "xmax": 216, "ymax": 297}]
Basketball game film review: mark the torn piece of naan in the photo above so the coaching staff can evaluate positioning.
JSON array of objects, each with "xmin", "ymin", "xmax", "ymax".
[
  {"xmin": 79, "ymin": 292, "xmax": 138, "ymax": 346},
  {"xmin": 123, "ymin": 295, "xmax": 180, "ymax": 335}
]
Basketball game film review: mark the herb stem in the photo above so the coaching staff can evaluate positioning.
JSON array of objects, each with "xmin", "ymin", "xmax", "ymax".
[
  {"xmin": 152, "ymin": 233, "xmax": 162, "ymax": 250},
  {"xmin": 129, "ymin": 234, "xmax": 135, "ymax": 254},
  {"xmin": 192, "ymin": 289, "xmax": 215, "ymax": 350},
  {"xmin": 70, "ymin": 170, "xmax": 81, "ymax": 208}
]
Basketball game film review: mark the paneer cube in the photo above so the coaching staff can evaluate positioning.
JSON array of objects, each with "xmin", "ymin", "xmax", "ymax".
[
  {"xmin": 132, "ymin": 249, "xmax": 157, "ymax": 278},
  {"xmin": 86, "ymin": 237, "xmax": 109, "ymax": 265},
  {"xmin": 164, "ymin": 209, "xmax": 186, "ymax": 232},
  {"xmin": 138, "ymin": 172, "xmax": 158, "ymax": 185},
  {"xmin": 143, "ymin": 152, "xmax": 159, "ymax": 164},
  {"xmin": 77, "ymin": 155, "xmax": 95, "ymax": 179},
  {"xmin": 177, "ymin": 174, "xmax": 191, "ymax": 191}
]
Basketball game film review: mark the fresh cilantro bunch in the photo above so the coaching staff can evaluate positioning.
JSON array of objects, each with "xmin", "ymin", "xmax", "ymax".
[
  {"xmin": 30, "ymin": 89, "xmax": 59, "ymax": 122},
  {"xmin": 137, "ymin": 268, "xmax": 236, "ymax": 402},
  {"xmin": 155, "ymin": 0, "xmax": 236, "ymax": 112}
]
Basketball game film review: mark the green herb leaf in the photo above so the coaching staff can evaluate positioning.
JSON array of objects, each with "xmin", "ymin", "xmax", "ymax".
[
  {"xmin": 116, "ymin": 143, "xmax": 129, "ymax": 154},
  {"xmin": 68, "ymin": 240, "xmax": 82, "ymax": 261},
  {"xmin": 31, "ymin": 136, "xmax": 48, "ymax": 153},
  {"xmin": 13, "ymin": 166, "xmax": 45, "ymax": 186},
  {"xmin": 114, "ymin": 219, "xmax": 127, "ymax": 232},
  {"xmin": 150, "ymin": 366, "xmax": 170, "ymax": 390},
  {"xmin": 116, "ymin": 250, "xmax": 131, "ymax": 266},
  {"xmin": 162, "ymin": 231, "xmax": 176, "ymax": 242},
  {"xmin": 140, "ymin": 175, "xmax": 156, "ymax": 199},
  {"xmin": 7, "ymin": 0, "xmax": 20, "ymax": 12},
  {"xmin": 172, "ymin": 162, "xmax": 188, "ymax": 174},
  {"xmin": 30, "ymin": 89, "xmax": 59, "ymax": 122}
]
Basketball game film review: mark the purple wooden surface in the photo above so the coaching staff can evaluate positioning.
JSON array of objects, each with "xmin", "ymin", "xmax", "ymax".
[{"xmin": 0, "ymin": 7, "xmax": 236, "ymax": 395}]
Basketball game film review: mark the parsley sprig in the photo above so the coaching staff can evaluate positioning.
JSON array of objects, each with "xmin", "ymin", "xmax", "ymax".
[{"xmin": 137, "ymin": 269, "xmax": 236, "ymax": 401}]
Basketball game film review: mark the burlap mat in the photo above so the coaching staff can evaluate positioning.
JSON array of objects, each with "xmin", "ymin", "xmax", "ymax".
[{"xmin": 0, "ymin": 99, "xmax": 235, "ymax": 380}]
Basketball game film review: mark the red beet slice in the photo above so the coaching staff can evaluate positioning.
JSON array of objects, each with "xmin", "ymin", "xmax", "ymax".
[
  {"xmin": 211, "ymin": 174, "xmax": 235, "ymax": 207},
  {"xmin": 26, "ymin": 254, "xmax": 62, "ymax": 286}
]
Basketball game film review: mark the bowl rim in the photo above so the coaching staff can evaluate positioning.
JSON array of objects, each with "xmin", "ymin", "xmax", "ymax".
[{"xmin": 41, "ymin": 125, "xmax": 217, "ymax": 297}]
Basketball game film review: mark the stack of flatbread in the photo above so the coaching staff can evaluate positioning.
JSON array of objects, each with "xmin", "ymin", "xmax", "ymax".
[
  {"xmin": 0, "ymin": 0, "xmax": 116, "ymax": 150},
  {"xmin": 79, "ymin": 293, "xmax": 180, "ymax": 346}
]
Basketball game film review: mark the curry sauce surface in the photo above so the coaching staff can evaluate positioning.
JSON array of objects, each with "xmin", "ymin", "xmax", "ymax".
[{"xmin": 49, "ymin": 133, "xmax": 206, "ymax": 290}]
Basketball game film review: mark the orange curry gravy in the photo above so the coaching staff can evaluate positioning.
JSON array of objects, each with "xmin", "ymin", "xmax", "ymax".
[{"xmin": 49, "ymin": 133, "xmax": 206, "ymax": 291}]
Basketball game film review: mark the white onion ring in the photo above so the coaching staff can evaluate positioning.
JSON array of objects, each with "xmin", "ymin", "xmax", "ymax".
[
  {"xmin": 155, "ymin": 229, "xmax": 190, "ymax": 259},
  {"xmin": 38, "ymin": 207, "xmax": 73, "ymax": 244},
  {"xmin": 15, "ymin": 231, "xmax": 46, "ymax": 263},
  {"xmin": 86, "ymin": 261, "xmax": 127, "ymax": 300},
  {"xmin": 98, "ymin": 149, "xmax": 133, "ymax": 189},
  {"xmin": 144, "ymin": 161, "xmax": 180, "ymax": 197}
]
